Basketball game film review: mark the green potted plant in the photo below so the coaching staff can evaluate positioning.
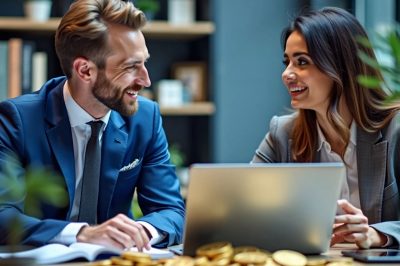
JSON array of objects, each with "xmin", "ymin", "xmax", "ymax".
[
  {"xmin": 0, "ymin": 158, "xmax": 67, "ymax": 265},
  {"xmin": 357, "ymin": 24, "xmax": 400, "ymax": 102},
  {"xmin": 24, "ymin": 0, "xmax": 53, "ymax": 22},
  {"xmin": 134, "ymin": 0, "xmax": 160, "ymax": 21}
]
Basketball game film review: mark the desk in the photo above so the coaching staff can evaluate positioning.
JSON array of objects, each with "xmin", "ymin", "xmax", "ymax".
[{"xmin": 47, "ymin": 244, "xmax": 397, "ymax": 266}]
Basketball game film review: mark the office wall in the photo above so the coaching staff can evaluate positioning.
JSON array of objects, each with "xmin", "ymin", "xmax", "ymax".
[{"xmin": 211, "ymin": 0, "xmax": 300, "ymax": 163}]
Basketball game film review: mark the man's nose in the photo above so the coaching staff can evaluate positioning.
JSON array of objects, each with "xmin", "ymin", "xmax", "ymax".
[{"xmin": 136, "ymin": 66, "xmax": 151, "ymax": 87}]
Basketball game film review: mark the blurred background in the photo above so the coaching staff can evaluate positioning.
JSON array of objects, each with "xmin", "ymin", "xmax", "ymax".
[{"xmin": 0, "ymin": 0, "xmax": 398, "ymax": 171}]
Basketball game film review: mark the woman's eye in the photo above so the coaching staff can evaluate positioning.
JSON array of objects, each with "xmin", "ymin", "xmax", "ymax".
[
  {"xmin": 282, "ymin": 59, "xmax": 289, "ymax": 66},
  {"xmin": 297, "ymin": 58, "xmax": 309, "ymax": 66}
]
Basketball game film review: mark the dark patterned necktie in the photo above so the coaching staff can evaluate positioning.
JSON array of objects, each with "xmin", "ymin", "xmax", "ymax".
[{"xmin": 77, "ymin": 120, "xmax": 103, "ymax": 224}]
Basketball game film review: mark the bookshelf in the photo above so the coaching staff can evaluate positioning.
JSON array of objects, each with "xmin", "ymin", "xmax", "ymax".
[
  {"xmin": 0, "ymin": 16, "xmax": 216, "ymax": 164},
  {"xmin": 0, "ymin": 17, "xmax": 214, "ymax": 38}
]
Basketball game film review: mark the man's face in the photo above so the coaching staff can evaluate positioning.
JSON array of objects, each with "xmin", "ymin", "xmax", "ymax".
[{"xmin": 92, "ymin": 25, "xmax": 151, "ymax": 116}]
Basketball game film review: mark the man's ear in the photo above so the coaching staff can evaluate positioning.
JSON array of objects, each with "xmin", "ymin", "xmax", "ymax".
[{"xmin": 72, "ymin": 57, "xmax": 97, "ymax": 82}]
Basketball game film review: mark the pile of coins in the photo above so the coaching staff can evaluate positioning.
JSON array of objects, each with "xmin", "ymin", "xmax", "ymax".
[{"xmin": 90, "ymin": 241, "xmax": 354, "ymax": 266}]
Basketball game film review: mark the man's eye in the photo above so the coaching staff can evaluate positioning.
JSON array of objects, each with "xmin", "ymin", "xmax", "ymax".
[{"xmin": 125, "ymin": 65, "xmax": 137, "ymax": 71}]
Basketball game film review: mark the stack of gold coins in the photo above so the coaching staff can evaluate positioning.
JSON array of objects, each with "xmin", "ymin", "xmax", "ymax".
[
  {"xmin": 196, "ymin": 241, "xmax": 234, "ymax": 265},
  {"xmin": 89, "ymin": 242, "xmax": 354, "ymax": 266}
]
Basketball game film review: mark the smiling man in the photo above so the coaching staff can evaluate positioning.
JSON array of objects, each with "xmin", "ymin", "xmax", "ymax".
[{"xmin": 0, "ymin": 0, "xmax": 184, "ymax": 250}]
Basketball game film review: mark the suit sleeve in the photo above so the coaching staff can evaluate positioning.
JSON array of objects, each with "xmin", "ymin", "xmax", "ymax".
[
  {"xmin": 136, "ymin": 103, "xmax": 185, "ymax": 247},
  {"xmin": 0, "ymin": 100, "xmax": 69, "ymax": 246},
  {"xmin": 370, "ymin": 116, "xmax": 400, "ymax": 247}
]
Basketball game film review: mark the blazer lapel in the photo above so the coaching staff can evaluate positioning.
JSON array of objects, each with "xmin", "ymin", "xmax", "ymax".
[
  {"xmin": 98, "ymin": 112, "xmax": 128, "ymax": 221},
  {"xmin": 357, "ymin": 127, "xmax": 387, "ymax": 224},
  {"xmin": 44, "ymin": 82, "xmax": 76, "ymax": 216}
]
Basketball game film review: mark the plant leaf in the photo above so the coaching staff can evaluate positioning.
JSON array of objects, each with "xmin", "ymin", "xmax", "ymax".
[{"xmin": 357, "ymin": 75, "xmax": 382, "ymax": 88}]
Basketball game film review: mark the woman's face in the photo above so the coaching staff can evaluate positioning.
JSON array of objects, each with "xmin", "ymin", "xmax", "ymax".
[{"xmin": 282, "ymin": 31, "xmax": 334, "ymax": 115}]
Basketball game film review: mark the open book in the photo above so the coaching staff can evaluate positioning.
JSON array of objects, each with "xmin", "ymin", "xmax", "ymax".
[{"xmin": 0, "ymin": 242, "xmax": 174, "ymax": 264}]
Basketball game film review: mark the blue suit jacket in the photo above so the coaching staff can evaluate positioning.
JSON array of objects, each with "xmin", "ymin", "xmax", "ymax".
[{"xmin": 0, "ymin": 77, "xmax": 185, "ymax": 247}]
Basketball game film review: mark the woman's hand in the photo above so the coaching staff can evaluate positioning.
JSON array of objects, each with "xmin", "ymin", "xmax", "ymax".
[{"xmin": 331, "ymin": 199, "xmax": 387, "ymax": 248}]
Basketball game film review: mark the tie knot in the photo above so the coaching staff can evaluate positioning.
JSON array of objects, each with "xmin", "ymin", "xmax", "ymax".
[{"xmin": 88, "ymin": 120, "xmax": 103, "ymax": 138}]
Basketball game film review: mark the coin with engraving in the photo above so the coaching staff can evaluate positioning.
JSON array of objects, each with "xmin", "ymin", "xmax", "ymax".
[
  {"xmin": 196, "ymin": 242, "xmax": 233, "ymax": 258},
  {"xmin": 272, "ymin": 250, "xmax": 307, "ymax": 266},
  {"xmin": 233, "ymin": 251, "xmax": 269, "ymax": 265}
]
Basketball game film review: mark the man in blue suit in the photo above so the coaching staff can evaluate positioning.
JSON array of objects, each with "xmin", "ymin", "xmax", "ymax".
[{"xmin": 0, "ymin": 0, "xmax": 184, "ymax": 250}]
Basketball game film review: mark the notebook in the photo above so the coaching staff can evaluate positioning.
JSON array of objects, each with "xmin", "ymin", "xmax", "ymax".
[{"xmin": 181, "ymin": 162, "xmax": 345, "ymax": 255}]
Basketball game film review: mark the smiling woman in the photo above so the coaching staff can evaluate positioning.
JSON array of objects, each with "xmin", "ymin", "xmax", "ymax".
[{"xmin": 251, "ymin": 6, "xmax": 400, "ymax": 250}]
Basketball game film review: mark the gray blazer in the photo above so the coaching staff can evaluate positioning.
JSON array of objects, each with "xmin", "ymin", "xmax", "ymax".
[{"xmin": 252, "ymin": 113, "xmax": 400, "ymax": 246}]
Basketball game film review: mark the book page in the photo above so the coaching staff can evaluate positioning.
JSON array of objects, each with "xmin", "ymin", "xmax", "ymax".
[
  {"xmin": 0, "ymin": 243, "xmax": 89, "ymax": 264},
  {"xmin": 0, "ymin": 243, "xmax": 173, "ymax": 264}
]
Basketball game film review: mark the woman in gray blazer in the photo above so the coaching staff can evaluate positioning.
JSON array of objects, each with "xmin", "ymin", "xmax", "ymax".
[{"xmin": 252, "ymin": 7, "xmax": 400, "ymax": 249}]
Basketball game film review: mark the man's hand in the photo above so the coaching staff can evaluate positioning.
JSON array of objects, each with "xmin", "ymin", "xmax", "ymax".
[
  {"xmin": 331, "ymin": 199, "xmax": 387, "ymax": 249},
  {"xmin": 76, "ymin": 214, "xmax": 151, "ymax": 251}
]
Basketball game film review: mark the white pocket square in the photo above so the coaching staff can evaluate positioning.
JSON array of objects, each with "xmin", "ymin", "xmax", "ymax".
[{"xmin": 120, "ymin": 158, "xmax": 141, "ymax": 172}]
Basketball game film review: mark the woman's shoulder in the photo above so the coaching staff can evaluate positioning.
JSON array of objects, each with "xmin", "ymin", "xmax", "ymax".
[{"xmin": 268, "ymin": 112, "xmax": 297, "ymax": 137}]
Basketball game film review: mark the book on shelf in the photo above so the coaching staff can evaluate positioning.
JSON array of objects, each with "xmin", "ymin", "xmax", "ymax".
[
  {"xmin": 7, "ymin": 38, "xmax": 22, "ymax": 99},
  {"xmin": 0, "ymin": 41, "xmax": 8, "ymax": 101},
  {"xmin": 32, "ymin": 51, "xmax": 48, "ymax": 92},
  {"xmin": 0, "ymin": 242, "xmax": 174, "ymax": 265},
  {"xmin": 21, "ymin": 41, "xmax": 36, "ymax": 95}
]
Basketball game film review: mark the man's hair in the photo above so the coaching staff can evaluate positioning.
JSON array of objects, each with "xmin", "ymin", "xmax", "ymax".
[
  {"xmin": 55, "ymin": 0, "xmax": 146, "ymax": 78},
  {"xmin": 281, "ymin": 7, "xmax": 400, "ymax": 162}
]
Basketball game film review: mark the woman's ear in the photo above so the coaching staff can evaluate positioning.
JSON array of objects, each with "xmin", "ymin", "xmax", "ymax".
[{"xmin": 72, "ymin": 57, "xmax": 97, "ymax": 82}]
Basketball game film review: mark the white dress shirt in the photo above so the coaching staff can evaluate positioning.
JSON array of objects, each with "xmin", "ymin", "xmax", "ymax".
[
  {"xmin": 50, "ymin": 82, "xmax": 160, "ymax": 245},
  {"xmin": 317, "ymin": 121, "xmax": 360, "ymax": 210}
]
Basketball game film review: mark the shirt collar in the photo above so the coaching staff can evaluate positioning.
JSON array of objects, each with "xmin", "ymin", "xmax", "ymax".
[
  {"xmin": 317, "ymin": 120, "xmax": 357, "ymax": 151},
  {"xmin": 63, "ymin": 82, "xmax": 111, "ymax": 128}
]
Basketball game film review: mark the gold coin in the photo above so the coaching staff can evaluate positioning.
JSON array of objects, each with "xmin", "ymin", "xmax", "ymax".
[
  {"xmin": 167, "ymin": 256, "xmax": 195, "ymax": 266},
  {"xmin": 194, "ymin": 256, "xmax": 209, "ymax": 265},
  {"xmin": 233, "ymin": 251, "xmax": 269, "ymax": 265},
  {"xmin": 213, "ymin": 248, "xmax": 234, "ymax": 260},
  {"xmin": 90, "ymin": 259, "xmax": 112, "ymax": 266},
  {"xmin": 121, "ymin": 251, "xmax": 152, "ymax": 263},
  {"xmin": 306, "ymin": 258, "xmax": 327, "ymax": 266},
  {"xmin": 136, "ymin": 260, "xmax": 162, "ymax": 266},
  {"xmin": 212, "ymin": 257, "xmax": 231, "ymax": 266},
  {"xmin": 326, "ymin": 262, "xmax": 353, "ymax": 266},
  {"xmin": 110, "ymin": 256, "xmax": 134, "ymax": 266},
  {"xmin": 326, "ymin": 257, "xmax": 353, "ymax": 263},
  {"xmin": 265, "ymin": 258, "xmax": 281, "ymax": 266},
  {"xmin": 233, "ymin": 246, "xmax": 260, "ymax": 254},
  {"xmin": 196, "ymin": 242, "xmax": 233, "ymax": 259},
  {"xmin": 272, "ymin": 250, "xmax": 307, "ymax": 266}
]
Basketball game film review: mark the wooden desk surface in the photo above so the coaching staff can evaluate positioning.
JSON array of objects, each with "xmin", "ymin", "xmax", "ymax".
[{"xmin": 48, "ymin": 244, "xmax": 397, "ymax": 266}]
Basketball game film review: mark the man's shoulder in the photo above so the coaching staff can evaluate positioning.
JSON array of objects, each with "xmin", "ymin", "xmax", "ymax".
[{"xmin": 5, "ymin": 77, "xmax": 65, "ymax": 106}]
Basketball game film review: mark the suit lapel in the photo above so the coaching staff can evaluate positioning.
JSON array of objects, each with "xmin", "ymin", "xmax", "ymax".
[
  {"xmin": 44, "ymin": 82, "xmax": 76, "ymax": 216},
  {"xmin": 98, "ymin": 112, "xmax": 128, "ymax": 221},
  {"xmin": 357, "ymin": 127, "xmax": 387, "ymax": 224}
]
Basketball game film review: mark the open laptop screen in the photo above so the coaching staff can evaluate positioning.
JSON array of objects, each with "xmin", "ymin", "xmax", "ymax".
[{"xmin": 182, "ymin": 163, "xmax": 345, "ymax": 255}]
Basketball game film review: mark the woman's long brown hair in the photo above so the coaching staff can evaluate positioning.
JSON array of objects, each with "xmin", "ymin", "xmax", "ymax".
[{"xmin": 282, "ymin": 7, "xmax": 400, "ymax": 162}]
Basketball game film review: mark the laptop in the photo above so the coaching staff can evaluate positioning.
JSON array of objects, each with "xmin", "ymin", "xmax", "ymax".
[{"xmin": 181, "ymin": 163, "xmax": 345, "ymax": 255}]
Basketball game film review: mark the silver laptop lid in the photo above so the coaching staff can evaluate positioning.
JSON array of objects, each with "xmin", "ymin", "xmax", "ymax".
[{"xmin": 183, "ymin": 163, "xmax": 345, "ymax": 255}]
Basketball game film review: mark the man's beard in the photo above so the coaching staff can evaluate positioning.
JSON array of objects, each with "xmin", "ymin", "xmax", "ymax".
[{"xmin": 92, "ymin": 71, "xmax": 139, "ymax": 116}]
